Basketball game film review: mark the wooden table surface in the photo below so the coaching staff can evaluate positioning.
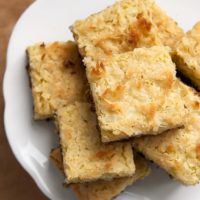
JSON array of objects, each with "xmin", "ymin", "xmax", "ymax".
[{"xmin": 0, "ymin": 1, "xmax": 48, "ymax": 199}]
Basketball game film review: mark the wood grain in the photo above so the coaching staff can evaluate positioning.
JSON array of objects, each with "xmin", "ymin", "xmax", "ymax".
[{"xmin": 0, "ymin": 0, "xmax": 48, "ymax": 199}]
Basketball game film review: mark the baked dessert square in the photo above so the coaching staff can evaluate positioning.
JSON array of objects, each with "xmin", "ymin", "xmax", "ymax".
[
  {"xmin": 84, "ymin": 46, "xmax": 187, "ymax": 142},
  {"xmin": 50, "ymin": 148, "xmax": 150, "ymax": 200},
  {"xmin": 71, "ymin": 0, "xmax": 183, "ymax": 60},
  {"xmin": 56, "ymin": 102, "xmax": 135, "ymax": 184},
  {"xmin": 71, "ymin": 0, "xmax": 162, "ymax": 60},
  {"xmin": 27, "ymin": 41, "xmax": 88, "ymax": 120},
  {"xmin": 173, "ymin": 22, "xmax": 200, "ymax": 89},
  {"xmin": 133, "ymin": 82, "xmax": 200, "ymax": 185}
]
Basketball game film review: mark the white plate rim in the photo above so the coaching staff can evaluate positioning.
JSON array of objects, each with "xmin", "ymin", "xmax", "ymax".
[{"xmin": 3, "ymin": 1, "xmax": 51, "ymax": 199}]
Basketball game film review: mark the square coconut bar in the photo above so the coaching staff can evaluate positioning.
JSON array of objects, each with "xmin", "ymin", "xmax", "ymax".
[
  {"xmin": 50, "ymin": 148, "xmax": 150, "ymax": 200},
  {"xmin": 27, "ymin": 41, "xmax": 88, "ymax": 119},
  {"xmin": 56, "ymin": 102, "xmax": 135, "ymax": 184},
  {"xmin": 133, "ymin": 81, "xmax": 200, "ymax": 185},
  {"xmin": 71, "ymin": 0, "xmax": 183, "ymax": 60},
  {"xmin": 84, "ymin": 46, "xmax": 187, "ymax": 142}
]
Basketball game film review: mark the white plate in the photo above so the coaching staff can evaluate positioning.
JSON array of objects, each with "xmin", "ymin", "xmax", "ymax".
[{"xmin": 3, "ymin": 0, "xmax": 200, "ymax": 199}]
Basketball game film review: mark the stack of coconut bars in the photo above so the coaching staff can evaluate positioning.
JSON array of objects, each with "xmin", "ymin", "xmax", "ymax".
[{"xmin": 27, "ymin": 0, "xmax": 200, "ymax": 199}]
